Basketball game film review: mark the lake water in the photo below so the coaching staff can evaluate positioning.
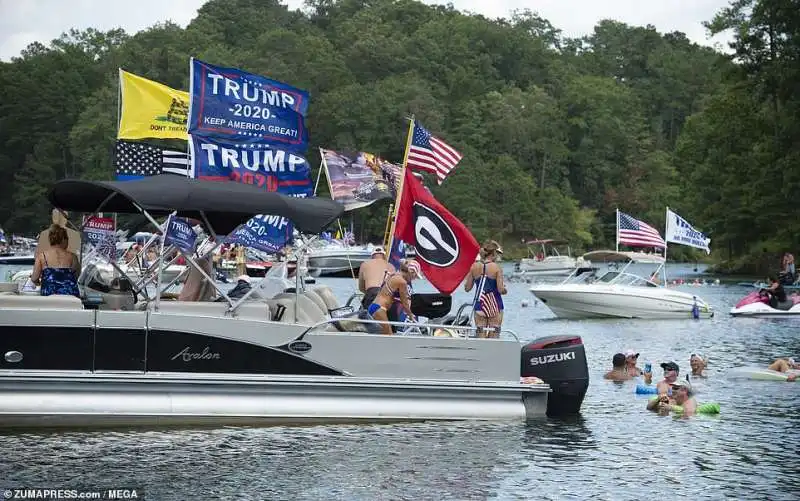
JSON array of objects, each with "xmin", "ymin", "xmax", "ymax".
[{"xmin": 1, "ymin": 263, "xmax": 799, "ymax": 500}]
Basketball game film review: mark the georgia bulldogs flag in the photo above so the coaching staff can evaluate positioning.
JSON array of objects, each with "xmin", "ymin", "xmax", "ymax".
[{"xmin": 394, "ymin": 168, "xmax": 479, "ymax": 294}]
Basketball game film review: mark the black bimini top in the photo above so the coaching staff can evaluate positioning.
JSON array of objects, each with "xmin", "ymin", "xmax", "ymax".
[{"xmin": 48, "ymin": 175, "xmax": 344, "ymax": 235}]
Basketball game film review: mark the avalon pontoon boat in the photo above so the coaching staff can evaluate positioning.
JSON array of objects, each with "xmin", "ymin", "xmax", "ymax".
[{"xmin": 0, "ymin": 175, "xmax": 588, "ymax": 429}]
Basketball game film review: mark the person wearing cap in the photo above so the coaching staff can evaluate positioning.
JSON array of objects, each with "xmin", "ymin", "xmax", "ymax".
[
  {"xmin": 603, "ymin": 353, "xmax": 633, "ymax": 381},
  {"xmin": 646, "ymin": 378, "xmax": 696, "ymax": 416},
  {"xmin": 358, "ymin": 246, "xmax": 396, "ymax": 310},
  {"xmin": 655, "ymin": 361, "xmax": 680, "ymax": 396},
  {"xmin": 366, "ymin": 259, "xmax": 418, "ymax": 335},
  {"xmin": 624, "ymin": 350, "xmax": 642, "ymax": 376},
  {"xmin": 690, "ymin": 354, "xmax": 707, "ymax": 377},
  {"xmin": 464, "ymin": 240, "xmax": 507, "ymax": 338}
]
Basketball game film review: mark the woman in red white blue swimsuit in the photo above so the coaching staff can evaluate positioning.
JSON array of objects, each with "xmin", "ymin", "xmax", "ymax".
[{"xmin": 464, "ymin": 240, "xmax": 507, "ymax": 338}]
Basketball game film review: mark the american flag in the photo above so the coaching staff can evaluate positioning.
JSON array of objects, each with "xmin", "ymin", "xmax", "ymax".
[
  {"xmin": 406, "ymin": 122, "xmax": 463, "ymax": 185},
  {"xmin": 114, "ymin": 140, "xmax": 190, "ymax": 180},
  {"xmin": 480, "ymin": 289, "xmax": 500, "ymax": 318},
  {"xmin": 617, "ymin": 211, "xmax": 666, "ymax": 248}
]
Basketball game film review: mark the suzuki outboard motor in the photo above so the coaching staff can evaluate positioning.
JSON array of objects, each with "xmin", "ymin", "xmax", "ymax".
[{"xmin": 521, "ymin": 335, "xmax": 589, "ymax": 417}]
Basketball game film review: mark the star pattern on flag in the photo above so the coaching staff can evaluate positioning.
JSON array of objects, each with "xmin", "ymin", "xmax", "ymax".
[{"xmin": 114, "ymin": 140, "xmax": 189, "ymax": 179}]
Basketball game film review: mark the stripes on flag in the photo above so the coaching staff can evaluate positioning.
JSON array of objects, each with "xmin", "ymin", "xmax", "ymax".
[
  {"xmin": 617, "ymin": 211, "xmax": 666, "ymax": 249},
  {"xmin": 114, "ymin": 140, "xmax": 190, "ymax": 181},
  {"xmin": 406, "ymin": 121, "xmax": 463, "ymax": 185},
  {"xmin": 479, "ymin": 290, "xmax": 500, "ymax": 318}
]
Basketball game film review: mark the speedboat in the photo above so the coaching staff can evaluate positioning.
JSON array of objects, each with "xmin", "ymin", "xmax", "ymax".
[
  {"xmin": 306, "ymin": 240, "xmax": 373, "ymax": 277},
  {"xmin": 729, "ymin": 290, "xmax": 800, "ymax": 317},
  {"xmin": 529, "ymin": 250, "xmax": 713, "ymax": 319},
  {"xmin": 0, "ymin": 175, "xmax": 589, "ymax": 429},
  {"xmin": 517, "ymin": 239, "xmax": 591, "ymax": 276}
]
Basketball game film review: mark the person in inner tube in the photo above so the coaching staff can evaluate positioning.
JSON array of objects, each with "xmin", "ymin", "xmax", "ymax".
[
  {"xmin": 366, "ymin": 259, "xmax": 418, "ymax": 335},
  {"xmin": 763, "ymin": 276, "xmax": 787, "ymax": 308}
]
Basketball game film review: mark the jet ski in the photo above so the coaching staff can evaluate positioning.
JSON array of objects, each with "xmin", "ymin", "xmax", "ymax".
[{"xmin": 729, "ymin": 290, "xmax": 800, "ymax": 317}]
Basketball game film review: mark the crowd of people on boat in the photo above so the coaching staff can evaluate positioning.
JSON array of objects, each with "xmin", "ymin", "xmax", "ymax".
[{"xmin": 355, "ymin": 239, "xmax": 508, "ymax": 336}]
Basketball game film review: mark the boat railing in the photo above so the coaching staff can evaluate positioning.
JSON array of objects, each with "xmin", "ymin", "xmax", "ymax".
[{"xmin": 297, "ymin": 317, "xmax": 521, "ymax": 342}]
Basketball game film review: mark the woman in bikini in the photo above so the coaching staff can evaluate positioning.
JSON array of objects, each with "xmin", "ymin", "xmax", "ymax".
[
  {"xmin": 367, "ymin": 260, "xmax": 419, "ymax": 335},
  {"xmin": 464, "ymin": 240, "xmax": 507, "ymax": 338}
]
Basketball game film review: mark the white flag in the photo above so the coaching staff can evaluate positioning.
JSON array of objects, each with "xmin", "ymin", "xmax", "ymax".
[{"xmin": 665, "ymin": 208, "xmax": 711, "ymax": 254}]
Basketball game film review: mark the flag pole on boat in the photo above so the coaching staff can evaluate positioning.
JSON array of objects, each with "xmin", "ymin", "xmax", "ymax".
[
  {"xmin": 663, "ymin": 206, "xmax": 670, "ymax": 285},
  {"xmin": 385, "ymin": 115, "xmax": 415, "ymax": 255}
]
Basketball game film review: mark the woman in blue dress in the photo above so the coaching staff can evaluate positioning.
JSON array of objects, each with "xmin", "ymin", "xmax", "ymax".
[
  {"xmin": 464, "ymin": 240, "xmax": 507, "ymax": 338},
  {"xmin": 30, "ymin": 224, "xmax": 80, "ymax": 297}
]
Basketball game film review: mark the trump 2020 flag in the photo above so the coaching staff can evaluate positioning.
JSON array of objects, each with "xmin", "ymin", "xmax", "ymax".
[
  {"xmin": 665, "ymin": 207, "xmax": 711, "ymax": 255},
  {"xmin": 394, "ymin": 168, "xmax": 479, "ymax": 294}
]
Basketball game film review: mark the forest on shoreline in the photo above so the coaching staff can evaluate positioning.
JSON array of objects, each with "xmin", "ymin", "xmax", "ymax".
[{"xmin": 0, "ymin": 0, "xmax": 797, "ymax": 273}]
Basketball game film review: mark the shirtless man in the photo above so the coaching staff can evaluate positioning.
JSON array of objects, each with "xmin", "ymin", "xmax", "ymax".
[
  {"xmin": 357, "ymin": 247, "xmax": 395, "ymax": 310},
  {"xmin": 603, "ymin": 353, "xmax": 632, "ymax": 381},
  {"xmin": 366, "ymin": 260, "xmax": 419, "ymax": 335},
  {"xmin": 655, "ymin": 361, "xmax": 680, "ymax": 396}
]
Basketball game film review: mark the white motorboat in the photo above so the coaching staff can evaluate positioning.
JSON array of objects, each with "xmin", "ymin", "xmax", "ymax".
[
  {"xmin": 306, "ymin": 240, "xmax": 373, "ymax": 277},
  {"xmin": 729, "ymin": 290, "xmax": 800, "ymax": 317},
  {"xmin": 529, "ymin": 250, "xmax": 713, "ymax": 319},
  {"xmin": 0, "ymin": 175, "xmax": 589, "ymax": 429},
  {"xmin": 517, "ymin": 239, "xmax": 590, "ymax": 276}
]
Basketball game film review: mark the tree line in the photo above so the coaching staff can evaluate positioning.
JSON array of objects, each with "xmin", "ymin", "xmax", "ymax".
[{"xmin": 0, "ymin": 0, "xmax": 795, "ymax": 272}]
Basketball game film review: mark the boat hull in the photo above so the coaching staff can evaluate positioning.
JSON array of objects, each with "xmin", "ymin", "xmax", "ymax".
[
  {"xmin": 307, "ymin": 252, "xmax": 371, "ymax": 277},
  {"xmin": 0, "ymin": 298, "xmax": 553, "ymax": 428},
  {"xmin": 0, "ymin": 372, "xmax": 547, "ymax": 429},
  {"xmin": 529, "ymin": 285, "xmax": 713, "ymax": 319},
  {"xmin": 518, "ymin": 257, "xmax": 583, "ymax": 276}
]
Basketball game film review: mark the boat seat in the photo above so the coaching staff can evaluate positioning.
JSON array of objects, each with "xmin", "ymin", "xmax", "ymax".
[
  {"xmin": 312, "ymin": 285, "xmax": 340, "ymax": 310},
  {"xmin": 303, "ymin": 289, "xmax": 329, "ymax": 314},
  {"xmin": 0, "ymin": 294, "xmax": 84, "ymax": 310},
  {"xmin": 267, "ymin": 292, "xmax": 328, "ymax": 325}
]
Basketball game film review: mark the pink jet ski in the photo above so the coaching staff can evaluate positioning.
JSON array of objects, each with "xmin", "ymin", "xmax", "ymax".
[{"xmin": 729, "ymin": 290, "xmax": 800, "ymax": 317}]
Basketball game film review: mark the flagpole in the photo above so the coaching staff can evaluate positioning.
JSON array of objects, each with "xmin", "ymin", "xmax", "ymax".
[
  {"xmin": 314, "ymin": 149, "xmax": 327, "ymax": 197},
  {"xmin": 615, "ymin": 208, "xmax": 620, "ymax": 252},
  {"xmin": 663, "ymin": 206, "xmax": 669, "ymax": 285},
  {"xmin": 117, "ymin": 68, "xmax": 122, "ymax": 137},
  {"xmin": 384, "ymin": 116, "xmax": 415, "ymax": 255}
]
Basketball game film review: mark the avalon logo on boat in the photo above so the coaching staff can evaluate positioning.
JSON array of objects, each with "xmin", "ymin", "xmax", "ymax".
[
  {"xmin": 287, "ymin": 340, "xmax": 312, "ymax": 354},
  {"xmin": 171, "ymin": 346, "xmax": 221, "ymax": 362},
  {"xmin": 412, "ymin": 202, "xmax": 458, "ymax": 267},
  {"xmin": 530, "ymin": 352, "xmax": 576, "ymax": 366}
]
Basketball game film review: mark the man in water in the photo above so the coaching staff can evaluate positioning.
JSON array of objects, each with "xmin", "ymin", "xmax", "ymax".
[
  {"xmin": 655, "ymin": 361, "xmax": 680, "ymax": 396},
  {"xmin": 603, "ymin": 353, "xmax": 632, "ymax": 381},
  {"xmin": 647, "ymin": 378, "xmax": 695, "ymax": 416},
  {"xmin": 624, "ymin": 349, "xmax": 642, "ymax": 376},
  {"xmin": 358, "ymin": 247, "xmax": 395, "ymax": 310},
  {"xmin": 690, "ymin": 354, "xmax": 707, "ymax": 377}
]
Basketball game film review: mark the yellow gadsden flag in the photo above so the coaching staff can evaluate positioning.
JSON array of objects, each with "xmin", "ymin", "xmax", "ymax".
[{"xmin": 118, "ymin": 69, "xmax": 189, "ymax": 140}]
